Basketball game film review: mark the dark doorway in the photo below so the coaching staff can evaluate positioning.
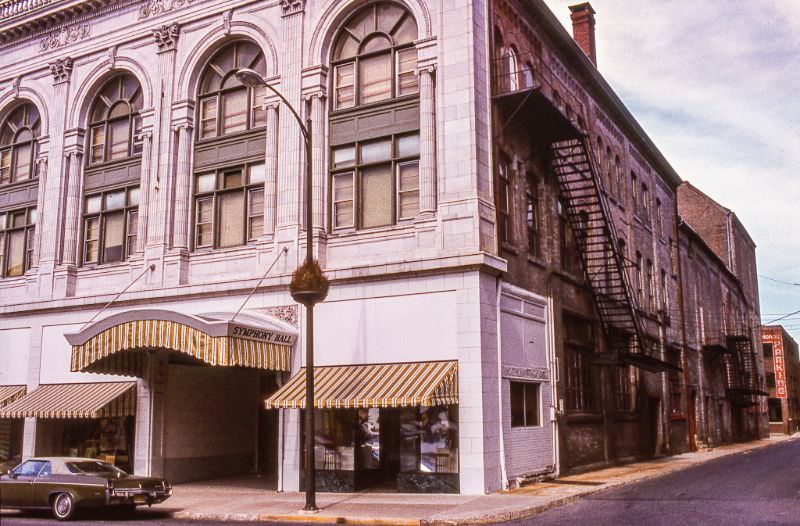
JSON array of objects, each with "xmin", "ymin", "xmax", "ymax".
[
  {"xmin": 688, "ymin": 389, "xmax": 697, "ymax": 451},
  {"xmin": 257, "ymin": 373, "xmax": 279, "ymax": 484}
]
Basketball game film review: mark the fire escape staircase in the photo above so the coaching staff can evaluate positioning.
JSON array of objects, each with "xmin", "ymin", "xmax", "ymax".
[
  {"xmin": 492, "ymin": 52, "xmax": 677, "ymax": 373},
  {"xmin": 550, "ymin": 139, "xmax": 677, "ymax": 373},
  {"xmin": 724, "ymin": 327, "xmax": 767, "ymax": 406}
]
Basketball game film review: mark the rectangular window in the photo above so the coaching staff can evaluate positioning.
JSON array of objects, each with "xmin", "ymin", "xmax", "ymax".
[
  {"xmin": 108, "ymin": 120, "xmax": 129, "ymax": 160},
  {"xmin": 334, "ymin": 62, "xmax": 355, "ymax": 110},
  {"xmin": 646, "ymin": 259, "xmax": 655, "ymax": 312},
  {"xmin": 251, "ymin": 86, "xmax": 267, "ymax": 128},
  {"xmin": 763, "ymin": 343, "xmax": 773, "ymax": 358},
  {"xmin": 330, "ymin": 134, "xmax": 419, "ymax": 231},
  {"xmin": 396, "ymin": 48, "xmax": 418, "ymax": 96},
  {"xmin": 90, "ymin": 125, "xmax": 105, "ymax": 164},
  {"xmin": 660, "ymin": 269, "xmax": 670, "ymax": 315},
  {"xmin": 126, "ymin": 210, "xmax": 138, "ymax": 256},
  {"xmin": 655, "ymin": 198, "xmax": 663, "ymax": 237},
  {"xmin": 192, "ymin": 163, "xmax": 264, "ymax": 250},
  {"xmin": 766, "ymin": 373, "xmax": 776, "ymax": 388},
  {"xmin": 0, "ymin": 150, "xmax": 11, "ymax": 183},
  {"xmin": 526, "ymin": 177, "xmax": 538, "ymax": 257},
  {"xmin": 248, "ymin": 188, "xmax": 264, "ymax": 240},
  {"xmin": 14, "ymin": 143, "xmax": 32, "ymax": 180},
  {"xmin": 218, "ymin": 191, "xmax": 245, "ymax": 247},
  {"xmin": 221, "ymin": 90, "xmax": 248, "ymax": 135},
  {"xmin": 195, "ymin": 197, "xmax": 214, "ymax": 248},
  {"xmin": 614, "ymin": 365, "xmax": 635, "ymax": 412},
  {"xmin": 332, "ymin": 172, "xmax": 354, "ymax": 229},
  {"xmin": 360, "ymin": 165, "xmax": 393, "ymax": 228},
  {"xmin": 199, "ymin": 97, "xmax": 218, "ymax": 139},
  {"xmin": 360, "ymin": 53, "xmax": 392, "ymax": 104},
  {"xmin": 641, "ymin": 183, "xmax": 650, "ymax": 221},
  {"xmin": 564, "ymin": 315, "xmax": 594, "ymax": 412},
  {"xmin": 0, "ymin": 207, "xmax": 36, "ymax": 277},
  {"xmin": 82, "ymin": 186, "xmax": 138, "ymax": 265},
  {"xmin": 497, "ymin": 158, "xmax": 511, "ymax": 244},
  {"xmin": 635, "ymin": 251, "xmax": 644, "ymax": 306},
  {"xmin": 397, "ymin": 161, "xmax": 419, "ymax": 220},
  {"xmin": 510, "ymin": 381, "xmax": 540, "ymax": 427},
  {"xmin": 631, "ymin": 172, "xmax": 638, "ymax": 211}
]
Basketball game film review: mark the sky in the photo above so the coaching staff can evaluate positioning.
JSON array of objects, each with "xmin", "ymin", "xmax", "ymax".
[{"xmin": 542, "ymin": 0, "xmax": 800, "ymax": 342}]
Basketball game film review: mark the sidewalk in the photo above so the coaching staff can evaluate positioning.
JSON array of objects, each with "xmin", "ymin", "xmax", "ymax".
[{"xmin": 167, "ymin": 434, "xmax": 798, "ymax": 525}]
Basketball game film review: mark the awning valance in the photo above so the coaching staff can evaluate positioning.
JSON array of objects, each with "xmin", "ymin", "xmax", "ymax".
[
  {"xmin": 0, "ymin": 382, "xmax": 136, "ymax": 419},
  {"xmin": 66, "ymin": 310, "xmax": 295, "ymax": 377},
  {"xmin": 0, "ymin": 385, "xmax": 26, "ymax": 408},
  {"xmin": 265, "ymin": 361, "xmax": 459, "ymax": 409}
]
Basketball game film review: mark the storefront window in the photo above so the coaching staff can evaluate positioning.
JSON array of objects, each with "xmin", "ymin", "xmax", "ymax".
[
  {"xmin": 314, "ymin": 409, "xmax": 355, "ymax": 471},
  {"xmin": 44, "ymin": 417, "xmax": 134, "ymax": 472}
]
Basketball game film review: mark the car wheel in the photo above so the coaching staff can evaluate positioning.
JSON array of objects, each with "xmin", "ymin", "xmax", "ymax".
[{"xmin": 51, "ymin": 492, "xmax": 76, "ymax": 521}]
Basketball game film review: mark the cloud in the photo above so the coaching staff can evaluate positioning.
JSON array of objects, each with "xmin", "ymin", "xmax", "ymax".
[{"xmin": 542, "ymin": 0, "xmax": 800, "ymax": 339}]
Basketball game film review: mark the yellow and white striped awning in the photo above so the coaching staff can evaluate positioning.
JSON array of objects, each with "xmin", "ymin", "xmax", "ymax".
[
  {"xmin": 68, "ymin": 312, "xmax": 294, "ymax": 377},
  {"xmin": 0, "ymin": 385, "xmax": 26, "ymax": 408},
  {"xmin": 0, "ymin": 383, "xmax": 136, "ymax": 419},
  {"xmin": 265, "ymin": 361, "xmax": 458, "ymax": 409}
]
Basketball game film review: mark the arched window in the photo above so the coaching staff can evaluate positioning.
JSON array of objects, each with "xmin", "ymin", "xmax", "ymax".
[
  {"xmin": 504, "ymin": 46, "xmax": 520, "ymax": 92},
  {"xmin": 331, "ymin": 3, "xmax": 419, "ymax": 110},
  {"xmin": 192, "ymin": 41, "xmax": 267, "ymax": 250},
  {"xmin": 197, "ymin": 41, "xmax": 267, "ymax": 139},
  {"xmin": 0, "ymin": 103, "xmax": 40, "ymax": 185},
  {"xmin": 87, "ymin": 74, "xmax": 143, "ymax": 165}
]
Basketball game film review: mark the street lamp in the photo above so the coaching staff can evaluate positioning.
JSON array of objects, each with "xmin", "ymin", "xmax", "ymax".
[{"xmin": 235, "ymin": 67, "xmax": 328, "ymax": 512}]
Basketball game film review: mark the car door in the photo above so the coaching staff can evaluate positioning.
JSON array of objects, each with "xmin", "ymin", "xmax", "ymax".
[
  {"xmin": 31, "ymin": 461, "xmax": 55, "ymax": 508},
  {"xmin": 0, "ymin": 460, "xmax": 45, "ymax": 508}
]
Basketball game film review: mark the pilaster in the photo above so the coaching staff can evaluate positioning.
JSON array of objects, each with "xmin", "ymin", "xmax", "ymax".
[
  {"xmin": 137, "ymin": 130, "xmax": 153, "ymax": 253},
  {"xmin": 418, "ymin": 65, "xmax": 437, "ymax": 216},
  {"xmin": 263, "ymin": 103, "xmax": 279, "ymax": 239},
  {"xmin": 307, "ymin": 92, "xmax": 326, "ymax": 230}
]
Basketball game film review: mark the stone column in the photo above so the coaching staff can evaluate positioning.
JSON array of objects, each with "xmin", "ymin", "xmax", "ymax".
[
  {"xmin": 275, "ymin": 0, "xmax": 306, "ymax": 231},
  {"xmin": 137, "ymin": 131, "xmax": 153, "ymax": 253},
  {"xmin": 150, "ymin": 23, "xmax": 179, "ymax": 249},
  {"xmin": 61, "ymin": 151, "xmax": 83, "ymax": 265},
  {"xmin": 308, "ymin": 93, "xmax": 326, "ymax": 229},
  {"xmin": 172, "ymin": 124, "xmax": 192, "ymax": 249},
  {"xmin": 418, "ymin": 65, "xmax": 437, "ymax": 216},
  {"xmin": 263, "ymin": 103, "xmax": 279, "ymax": 237},
  {"xmin": 38, "ymin": 58, "xmax": 72, "ymax": 266}
]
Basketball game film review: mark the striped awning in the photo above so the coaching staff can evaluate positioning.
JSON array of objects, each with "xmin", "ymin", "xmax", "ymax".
[
  {"xmin": 67, "ymin": 310, "xmax": 295, "ymax": 377},
  {"xmin": 0, "ymin": 383, "xmax": 136, "ymax": 419},
  {"xmin": 0, "ymin": 385, "xmax": 26, "ymax": 408},
  {"xmin": 265, "ymin": 361, "xmax": 458, "ymax": 409}
]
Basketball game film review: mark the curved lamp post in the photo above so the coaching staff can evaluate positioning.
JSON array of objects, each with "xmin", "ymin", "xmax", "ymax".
[{"xmin": 235, "ymin": 67, "xmax": 327, "ymax": 512}]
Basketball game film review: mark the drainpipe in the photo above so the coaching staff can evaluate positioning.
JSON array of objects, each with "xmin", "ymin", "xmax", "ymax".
[
  {"xmin": 675, "ymin": 220, "xmax": 694, "ymax": 450},
  {"xmin": 546, "ymin": 275, "xmax": 560, "ymax": 476},
  {"xmin": 496, "ymin": 276, "xmax": 509, "ymax": 490}
]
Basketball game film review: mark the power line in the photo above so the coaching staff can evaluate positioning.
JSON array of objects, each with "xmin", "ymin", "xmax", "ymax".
[
  {"xmin": 766, "ymin": 309, "xmax": 800, "ymax": 324},
  {"xmin": 759, "ymin": 274, "xmax": 800, "ymax": 286}
]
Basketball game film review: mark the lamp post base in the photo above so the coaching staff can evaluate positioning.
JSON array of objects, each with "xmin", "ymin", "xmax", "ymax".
[{"xmin": 299, "ymin": 507, "xmax": 320, "ymax": 514}]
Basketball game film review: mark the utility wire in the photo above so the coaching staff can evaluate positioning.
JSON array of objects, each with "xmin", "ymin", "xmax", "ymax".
[
  {"xmin": 759, "ymin": 274, "xmax": 800, "ymax": 286},
  {"xmin": 765, "ymin": 309, "xmax": 800, "ymax": 325}
]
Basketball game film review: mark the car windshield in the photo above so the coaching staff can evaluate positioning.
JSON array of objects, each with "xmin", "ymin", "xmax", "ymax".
[{"xmin": 65, "ymin": 461, "xmax": 126, "ymax": 475}]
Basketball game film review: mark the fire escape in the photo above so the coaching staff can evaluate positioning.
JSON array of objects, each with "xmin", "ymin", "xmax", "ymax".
[
  {"xmin": 723, "ymin": 323, "xmax": 765, "ymax": 406},
  {"xmin": 493, "ymin": 52, "xmax": 676, "ymax": 373}
]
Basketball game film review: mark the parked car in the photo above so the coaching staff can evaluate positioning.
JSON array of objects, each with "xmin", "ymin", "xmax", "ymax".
[{"xmin": 0, "ymin": 457, "xmax": 172, "ymax": 520}]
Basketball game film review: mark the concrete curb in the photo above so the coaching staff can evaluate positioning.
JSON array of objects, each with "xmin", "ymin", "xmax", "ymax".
[{"xmin": 169, "ymin": 436, "xmax": 798, "ymax": 526}]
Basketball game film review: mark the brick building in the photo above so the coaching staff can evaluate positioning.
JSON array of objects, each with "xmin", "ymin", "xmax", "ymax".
[
  {"xmin": 762, "ymin": 326, "xmax": 800, "ymax": 435},
  {"xmin": 0, "ymin": 0, "xmax": 765, "ymax": 493}
]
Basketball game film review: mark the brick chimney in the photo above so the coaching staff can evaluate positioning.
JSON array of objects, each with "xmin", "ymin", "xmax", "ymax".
[{"xmin": 569, "ymin": 2, "xmax": 597, "ymax": 66}]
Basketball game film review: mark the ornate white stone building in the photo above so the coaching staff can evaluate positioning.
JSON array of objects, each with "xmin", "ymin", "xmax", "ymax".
[{"xmin": 0, "ymin": 0, "xmax": 766, "ymax": 496}]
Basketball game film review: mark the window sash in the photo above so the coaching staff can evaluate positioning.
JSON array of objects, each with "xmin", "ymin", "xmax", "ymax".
[
  {"xmin": 360, "ymin": 164, "xmax": 393, "ymax": 229},
  {"xmin": 126, "ymin": 210, "xmax": 138, "ymax": 256},
  {"xmin": 195, "ymin": 196, "xmax": 214, "ymax": 248},
  {"xmin": 332, "ymin": 172, "xmax": 354, "ymax": 229},
  {"xmin": 397, "ymin": 161, "xmax": 419, "ymax": 220},
  {"xmin": 221, "ymin": 89, "xmax": 249, "ymax": 135},
  {"xmin": 359, "ymin": 53, "xmax": 393, "ymax": 105},
  {"xmin": 0, "ymin": 149, "xmax": 11, "ymax": 183},
  {"xmin": 396, "ymin": 48, "xmax": 418, "ymax": 96},
  {"xmin": 199, "ymin": 96, "xmax": 218, "ymax": 139},
  {"xmin": 13, "ymin": 142, "xmax": 32, "ymax": 181},
  {"xmin": 248, "ymin": 188, "xmax": 264, "ymax": 240},
  {"xmin": 511, "ymin": 382, "xmax": 539, "ymax": 427},
  {"xmin": 218, "ymin": 191, "xmax": 245, "ymax": 248},
  {"xmin": 334, "ymin": 63, "xmax": 356, "ymax": 110},
  {"xmin": 5, "ymin": 229, "xmax": 25, "ymax": 276}
]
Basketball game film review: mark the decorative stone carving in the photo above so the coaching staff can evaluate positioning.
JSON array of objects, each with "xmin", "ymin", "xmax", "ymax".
[
  {"xmin": 139, "ymin": 0, "xmax": 193, "ymax": 19},
  {"xmin": 153, "ymin": 23, "xmax": 179, "ymax": 52},
  {"xmin": 279, "ymin": 0, "xmax": 305, "ymax": 16},
  {"xmin": 222, "ymin": 10, "xmax": 232, "ymax": 35},
  {"xmin": 40, "ymin": 24, "xmax": 90, "ymax": 52},
  {"xmin": 11, "ymin": 77, "xmax": 21, "ymax": 97},
  {"xmin": 49, "ymin": 57, "xmax": 74, "ymax": 84},
  {"xmin": 108, "ymin": 45, "xmax": 118, "ymax": 70},
  {"xmin": 256, "ymin": 305, "xmax": 299, "ymax": 328}
]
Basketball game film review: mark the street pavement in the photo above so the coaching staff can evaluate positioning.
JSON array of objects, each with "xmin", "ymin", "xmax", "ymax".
[
  {"xmin": 514, "ymin": 437, "xmax": 800, "ymax": 526},
  {"xmin": 1, "ymin": 435, "xmax": 798, "ymax": 525}
]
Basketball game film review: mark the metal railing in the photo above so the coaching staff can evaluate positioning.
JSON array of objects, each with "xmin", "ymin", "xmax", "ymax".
[{"xmin": 0, "ymin": 0, "xmax": 56, "ymax": 20}]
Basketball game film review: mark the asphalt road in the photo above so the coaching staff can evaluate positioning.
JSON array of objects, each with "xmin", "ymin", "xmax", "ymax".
[
  {"xmin": 2, "ymin": 439, "xmax": 799, "ymax": 526},
  {"xmin": 513, "ymin": 438, "xmax": 800, "ymax": 526}
]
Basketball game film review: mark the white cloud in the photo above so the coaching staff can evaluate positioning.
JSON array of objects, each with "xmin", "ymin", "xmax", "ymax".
[{"xmin": 542, "ymin": 0, "xmax": 800, "ymax": 340}]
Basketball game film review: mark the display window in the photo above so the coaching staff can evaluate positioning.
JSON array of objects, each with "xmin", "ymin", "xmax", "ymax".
[
  {"xmin": 307, "ymin": 406, "xmax": 458, "ymax": 493},
  {"xmin": 38, "ymin": 417, "xmax": 134, "ymax": 472}
]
